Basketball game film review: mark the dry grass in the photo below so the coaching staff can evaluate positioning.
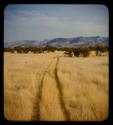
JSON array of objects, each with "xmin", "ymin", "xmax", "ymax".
[
  {"xmin": 57, "ymin": 56, "xmax": 108, "ymax": 121},
  {"xmin": 39, "ymin": 57, "xmax": 66, "ymax": 121},
  {"xmin": 4, "ymin": 51, "xmax": 109, "ymax": 121},
  {"xmin": 4, "ymin": 53, "xmax": 53, "ymax": 120}
]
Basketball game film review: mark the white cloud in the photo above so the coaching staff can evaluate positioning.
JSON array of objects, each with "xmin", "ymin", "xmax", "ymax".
[{"xmin": 4, "ymin": 9, "xmax": 108, "ymax": 42}]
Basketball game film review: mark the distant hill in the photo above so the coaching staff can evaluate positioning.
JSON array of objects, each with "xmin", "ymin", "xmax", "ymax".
[{"xmin": 4, "ymin": 36, "xmax": 108, "ymax": 48}]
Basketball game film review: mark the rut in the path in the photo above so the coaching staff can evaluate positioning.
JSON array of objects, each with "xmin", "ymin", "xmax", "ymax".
[
  {"xmin": 33, "ymin": 56, "xmax": 70, "ymax": 121},
  {"xmin": 32, "ymin": 57, "xmax": 56, "ymax": 120},
  {"xmin": 55, "ymin": 57, "xmax": 70, "ymax": 120}
]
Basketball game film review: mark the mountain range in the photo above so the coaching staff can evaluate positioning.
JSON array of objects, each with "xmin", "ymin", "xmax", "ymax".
[{"xmin": 4, "ymin": 36, "xmax": 108, "ymax": 48}]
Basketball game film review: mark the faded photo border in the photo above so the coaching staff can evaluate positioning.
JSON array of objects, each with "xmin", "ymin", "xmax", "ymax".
[{"xmin": 0, "ymin": 0, "xmax": 112, "ymax": 124}]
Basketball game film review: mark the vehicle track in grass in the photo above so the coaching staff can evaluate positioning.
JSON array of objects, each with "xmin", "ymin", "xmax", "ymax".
[
  {"xmin": 32, "ymin": 56, "xmax": 56, "ymax": 120},
  {"xmin": 33, "ymin": 56, "xmax": 70, "ymax": 120},
  {"xmin": 54, "ymin": 57, "xmax": 70, "ymax": 121}
]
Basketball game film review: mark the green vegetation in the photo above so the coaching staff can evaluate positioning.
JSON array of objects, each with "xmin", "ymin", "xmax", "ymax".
[
  {"xmin": 4, "ymin": 45, "xmax": 109, "ymax": 58},
  {"xmin": 81, "ymin": 48, "xmax": 90, "ymax": 57},
  {"xmin": 72, "ymin": 48, "xmax": 81, "ymax": 57},
  {"xmin": 44, "ymin": 45, "xmax": 56, "ymax": 52},
  {"xmin": 94, "ymin": 45, "xmax": 108, "ymax": 56},
  {"xmin": 64, "ymin": 50, "xmax": 73, "ymax": 57}
]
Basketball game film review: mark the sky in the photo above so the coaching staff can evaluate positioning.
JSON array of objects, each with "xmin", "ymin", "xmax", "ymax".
[{"xmin": 4, "ymin": 4, "xmax": 109, "ymax": 43}]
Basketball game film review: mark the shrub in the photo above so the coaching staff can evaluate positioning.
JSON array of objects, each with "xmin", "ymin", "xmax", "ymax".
[
  {"xmin": 81, "ymin": 48, "xmax": 90, "ymax": 57},
  {"xmin": 4, "ymin": 48, "xmax": 14, "ymax": 53},
  {"xmin": 14, "ymin": 46, "xmax": 23, "ymax": 53},
  {"xmin": 45, "ymin": 45, "xmax": 56, "ymax": 52},
  {"xmin": 10, "ymin": 49, "xmax": 14, "ymax": 53},
  {"xmin": 64, "ymin": 50, "xmax": 73, "ymax": 57},
  {"xmin": 72, "ymin": 48, "xmax": 81, "ymax": 57},
  {"xmin": 95, "ymin": 45, "xmax": 108, "ymax": 56},
  {"xmin": 23, "ymin": 48, "xmax": 29, "ymax": 53},
  {"xmin": 4, "ymin": 48, "xmax": 11, "ymax": 52}
]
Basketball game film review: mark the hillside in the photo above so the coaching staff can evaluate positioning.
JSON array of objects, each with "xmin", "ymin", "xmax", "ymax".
[{"xmin": 4, "ymin": 36, "xmax": 108, "ymax": 48}]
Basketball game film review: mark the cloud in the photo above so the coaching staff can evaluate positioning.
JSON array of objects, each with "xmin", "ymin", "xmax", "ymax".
[{"xmin": 4, "ymin": 8, "xmax": 108, "ymax": 42}]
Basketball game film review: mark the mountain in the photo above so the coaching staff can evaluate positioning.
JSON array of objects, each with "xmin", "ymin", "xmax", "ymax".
[
  {"xmin": 41, "ymin": 38, "xmax": 70, "ymax": 48},
  {"xmin": 4, "ymin": 36, "xmax": 108, "ymax": 48},
  {"xmin": 4, "ymin": 40, "xmax": 41, "ymax": 48}
]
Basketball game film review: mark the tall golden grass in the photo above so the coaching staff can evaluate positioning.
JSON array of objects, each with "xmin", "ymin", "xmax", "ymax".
[{"xmin": 4, "ymin": 51, "xmax": 108, "ymax": 121}]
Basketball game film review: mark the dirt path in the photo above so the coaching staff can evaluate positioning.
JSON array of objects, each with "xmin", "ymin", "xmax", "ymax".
[
  {"xmin": 55, "ymin": 57, "xmax": 70, "ymax": 120},
  {"xmin": 31, "ymin": 57, "xmax": 56, "ymax": 120},
  {"xmin": 33, "ymin": 57, "xmax": 70, "ymax": 121}
]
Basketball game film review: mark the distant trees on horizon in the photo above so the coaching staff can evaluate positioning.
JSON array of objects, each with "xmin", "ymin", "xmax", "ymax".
[{"xmin": 4, "ymin": 45, "xmax": 109, "ymax": 57}]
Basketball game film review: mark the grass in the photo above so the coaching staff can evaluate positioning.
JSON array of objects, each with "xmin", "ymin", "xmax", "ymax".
[
  {"xmin": 57, "ymin": 56, "xmax": 108, "ymax": 120},
  {"xmin": 4, "ymin": 51, "xmax": 108, "ymax": 121}
]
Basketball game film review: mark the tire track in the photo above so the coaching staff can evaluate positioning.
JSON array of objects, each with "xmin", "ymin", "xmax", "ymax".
[
  {"xmin": 32, "ymin": 56, "xmax": 70, "ymax": 120},
  {"xmin": 55, "ymin": 57, "xmax": 70, "ymax": 120},
  {"xmin": 32, "ymin": 57, "xmax": 57, "ymax": 120},
  {"xmin": 39, "ymin": 57, "xmax": 66, "ymax": 120}
]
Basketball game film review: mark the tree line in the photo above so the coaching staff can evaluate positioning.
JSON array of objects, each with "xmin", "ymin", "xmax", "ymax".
[{"xmin": 4, "ymin": 45, "xmax": 109, "ymax": 57}]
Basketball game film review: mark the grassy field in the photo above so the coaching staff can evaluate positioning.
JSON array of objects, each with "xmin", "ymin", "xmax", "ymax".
[{"xmin": 4, "ymin": 51, "xmax": 109, "ymax": 121}]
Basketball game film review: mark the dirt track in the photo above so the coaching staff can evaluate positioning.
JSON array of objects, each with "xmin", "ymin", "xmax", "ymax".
[{"xmin": 35, "ymin": 57, "xmax": 70, "ymax": 121}]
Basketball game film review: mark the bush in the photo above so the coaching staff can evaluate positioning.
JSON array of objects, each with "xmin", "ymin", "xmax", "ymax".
[
  {"xmin": 4, "ymin": 45, "xmax": 108, "ymax": 56},
  {"xmin": 95, "ymin": 45, "xmax": 108, "ymax": 56},
  {"xmin": 4, "ymin": 48, "xmax": 14, "ymax": 53},
  {"xmin": 45, "ymin": 45, "xmax": 56, "ymax": 52},
  {"xmin": 72, "ymin": 48, "xmax": 81, "ymax": 57},
  {"xmin": 14, "ymin": 46, "xmax": 23, "ymax": 53},
  {"xmin": 64, "ymin": 50, "xmax": 73, "ymax": 57},
  {"xmin": 81, "ymin": 48, "xmax": 90, "ymax": 57},
  {"xmin": 10, "ymin": 49, "xmax": 14, "ymax": 53},
  {"xmin": 4, "ymin": 48, "xmax": 11, "ymax": 52},
  {"xmin": 23, "ymin": 48, "xmax": 29, "ymax": 53}
]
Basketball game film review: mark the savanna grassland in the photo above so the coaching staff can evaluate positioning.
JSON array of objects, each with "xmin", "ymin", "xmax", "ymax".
[{"xmin": 4, "ymin": 51, "xmax": 109, "ymax": 121}]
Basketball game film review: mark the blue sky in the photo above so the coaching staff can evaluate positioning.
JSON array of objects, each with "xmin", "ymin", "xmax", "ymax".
[{"xmin": 4, "ymin": 4, "xmax": 109, "ymax": 43}]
